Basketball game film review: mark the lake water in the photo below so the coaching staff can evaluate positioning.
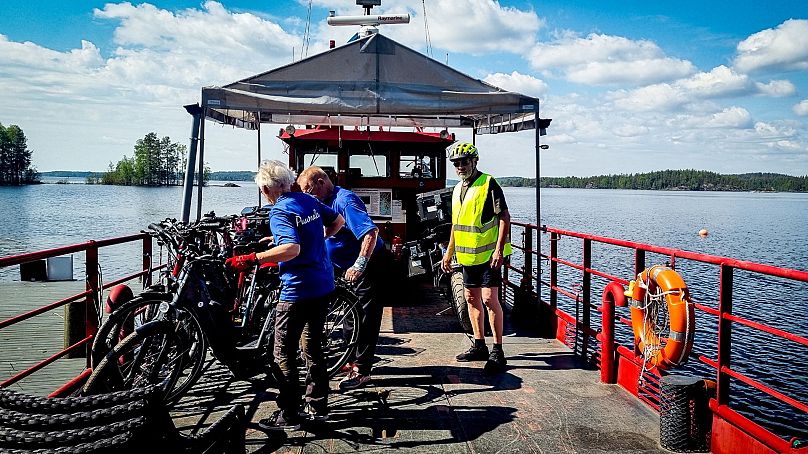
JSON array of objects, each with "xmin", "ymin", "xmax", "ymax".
[{"xmin": 1, "ymin": 183, "xmax": 806, "ymax": 440}]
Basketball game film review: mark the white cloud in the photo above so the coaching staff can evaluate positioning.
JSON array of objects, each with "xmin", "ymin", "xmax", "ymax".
[
  {"xmin": 94, "ymin": 1, "xmax": 301, "ymax": 87},
  {"xmin": 794, "ymin": 100, "xmax": 808, "ymax": 116},
  {"xmin": 614, "ymin": 124, "xmax": 650, "ymax": 137},
  {"xmin": 678, "ymin": 107, "xmax": 753, "ymax": 129},
  {"xmin": 484, "ymin": 71, "xmax": 548, "ymax": 97},
  {"xmin": 754, "ymin": 79, "xmax": 796, "ymax": 97},
  {"xmin": 754, "ymin": 121, "xmax": 796, "ymax": 139},
  {"xmin": 0, "ymin": 2, "xmax": 307, "ymax": 171},
  {"xmin": 734, "ymin": 19, "xmax": 808, "ymax": 73},
  {"xmin": 310, "ymin": 0, "xmax": 541, "ymax": 54},
  {"xmin": 612, "ymin": 66, "xmax": 754, "ymax": 111},
  {"xmin": 528, "ymin": 33, "xmax": 695, "ymax": 85}
]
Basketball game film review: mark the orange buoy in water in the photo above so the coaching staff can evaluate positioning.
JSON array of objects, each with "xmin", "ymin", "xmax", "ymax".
[{"xmin": 698, "ymin": 229, "xmax": 709, "ymax": 237}]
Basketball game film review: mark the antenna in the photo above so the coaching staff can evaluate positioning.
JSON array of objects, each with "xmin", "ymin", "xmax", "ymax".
[{"xmin": 327, "ymin": 0, "xmax": 410, "ymax": 37}]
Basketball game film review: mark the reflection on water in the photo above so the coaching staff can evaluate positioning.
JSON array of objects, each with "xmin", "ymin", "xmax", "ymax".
[{"xmin": 1, "ymin": 183, "xmax": 807, "ymax": 440}]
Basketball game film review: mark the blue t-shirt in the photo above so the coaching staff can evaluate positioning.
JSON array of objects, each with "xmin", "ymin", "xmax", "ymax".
[
  {"xmin": 269, "ymin": 192, "xmax": 339, "ymax": 301},
  {"xmin": 323, "ymin": 186, "xmax": 385, "ymax": 269}
]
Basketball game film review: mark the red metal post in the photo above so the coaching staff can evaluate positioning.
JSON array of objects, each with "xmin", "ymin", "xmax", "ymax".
[
  {"xmin": 600, "ymin": 282, "xmax": 625, "ymax": 383},
  {"xmin": 65, "ymin": 242, "xmax": 97, "ymax": 359},
  {"xmin": 520, "ymin": 227, "xmax": 534, "ymax": 311},
  {"xmin": 84, "ymin": 241, "xmax": 99, "ymax": 362},
  {"xmin": 717, "ymin": 264, "xmax": 734, "ymax": 406},
  {"xmin": 142, "ymin": 235, "xmax": 152, "ymax": 287},
  {"xmin": 582, "ymin": 238, "xmax": 592, "ymax": 359},
  {"xmin": 548, "ymin": 231, "xmax": 559, "ymax": 338}
]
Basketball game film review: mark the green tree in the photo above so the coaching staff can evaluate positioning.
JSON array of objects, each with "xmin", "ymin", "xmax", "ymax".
[
  {"xmin": 134, "ymin": 132, "xmax": 160, "ymax": 185},
  {"xmin": 101, "ymin": 133, "xmax": 194, "ymax": 186},
  {"xmin": 0, "ymin": 123, "xmax": 38, "ymax": 185}
]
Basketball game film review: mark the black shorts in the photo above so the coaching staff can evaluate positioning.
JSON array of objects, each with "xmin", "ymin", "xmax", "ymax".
[{"xmin": 461, "ymin": 262, "xmax": 502, "ymax": 288}]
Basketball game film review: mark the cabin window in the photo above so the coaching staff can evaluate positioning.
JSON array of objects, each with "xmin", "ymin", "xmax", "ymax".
[
  {"xmin": 349, "ymin": 153, "xmax": 389, "ymax": 177},
  {"xmin": 301, "ymin": 152, "xmax": 338, "ymax": 173},
  {"xmin": 399, "ymin": 155, "xmax": 436, "ymax": 179}
]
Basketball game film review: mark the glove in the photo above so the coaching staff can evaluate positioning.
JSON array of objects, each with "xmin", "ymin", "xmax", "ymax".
[{"xmin": 225, "ymin": 252, "xmax": 258, "ymax": 272}]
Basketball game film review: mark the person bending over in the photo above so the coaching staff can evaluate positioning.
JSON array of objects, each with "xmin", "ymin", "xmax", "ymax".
[{"xmin": 227, "ymin": 160, "xmax": 344, "ymax": 430}]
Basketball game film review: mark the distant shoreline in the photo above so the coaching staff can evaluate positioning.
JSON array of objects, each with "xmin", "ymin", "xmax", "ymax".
[{"xmin": 35, "ymin": 169, "xmax": 808, "ymax": 192}]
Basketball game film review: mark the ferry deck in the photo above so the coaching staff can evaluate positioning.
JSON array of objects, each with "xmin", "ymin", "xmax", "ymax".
[{"xmin": 169, "ymin": 284, "xmax": 667, "ymax": 453}]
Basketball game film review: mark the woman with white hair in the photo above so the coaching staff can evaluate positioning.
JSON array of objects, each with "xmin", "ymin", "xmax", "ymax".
[{"xmin": 226, "ymin": 160, "xmax": 344, "ymax": 431}]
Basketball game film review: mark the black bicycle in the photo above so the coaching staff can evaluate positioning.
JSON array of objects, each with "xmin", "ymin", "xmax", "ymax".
[{"xmin": 83, "ymin": 218, "xmax": 360, "ymax": 405}]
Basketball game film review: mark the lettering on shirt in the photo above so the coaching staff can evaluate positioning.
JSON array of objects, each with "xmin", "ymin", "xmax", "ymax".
[{"xmin": 295, "ymin": 209, "xmax": 321, "ymax": 226}]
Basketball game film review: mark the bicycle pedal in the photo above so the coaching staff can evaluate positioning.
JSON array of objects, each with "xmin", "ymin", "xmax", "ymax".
[{"xmin": 235, "ymin": 339, "xmax": 260, "ymax": 351}]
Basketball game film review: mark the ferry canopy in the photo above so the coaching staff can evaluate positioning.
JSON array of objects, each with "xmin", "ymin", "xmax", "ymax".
[{"xmin": 201, "ymin": 33, "xmax": 547, "ymax": 135}]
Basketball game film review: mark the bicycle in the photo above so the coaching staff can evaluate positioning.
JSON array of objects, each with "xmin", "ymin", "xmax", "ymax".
[{"xmin": 84, "ymin": 218, "xmax": 361, "ymax": 406}]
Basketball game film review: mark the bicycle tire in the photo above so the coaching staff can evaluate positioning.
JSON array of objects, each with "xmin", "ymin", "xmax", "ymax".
[
  {"xmin": 450, "ymin": 270, "xmax": 473, "ymax": 333},
  {"xmin": 324, "ymin": 285, "xmax": 361, "ymax": 377},
  {"xmin": 82, "ymin": 322, "xmax": 185, "ymax": 405},
  {"xmin": 92, "ymin": 299, "xmax": 207, "ymax": 404},
  {"xmin": 91, "ymin": 296, "xmax": 169, "ymax": 365}
]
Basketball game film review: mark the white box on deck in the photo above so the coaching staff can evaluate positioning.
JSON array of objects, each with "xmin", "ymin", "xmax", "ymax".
[{"xmin": 46, "ymin": 256, "xmax": 73, "ymax": 281}]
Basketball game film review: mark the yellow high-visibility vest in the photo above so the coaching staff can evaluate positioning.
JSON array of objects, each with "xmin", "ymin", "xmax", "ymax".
[{"xmin": 451, "ymin": 173, "xmax": 511, "ymax": 266}]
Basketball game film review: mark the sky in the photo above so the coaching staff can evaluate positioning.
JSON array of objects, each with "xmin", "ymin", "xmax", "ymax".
[{"xmin": 1, "ymin": 0, "xmax": 807, "ymax": 177}]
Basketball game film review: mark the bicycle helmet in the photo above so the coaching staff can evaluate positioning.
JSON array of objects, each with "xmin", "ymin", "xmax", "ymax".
[{"xmin": 447, "ymin": 142, "xmax": 478, "ymax": 161}]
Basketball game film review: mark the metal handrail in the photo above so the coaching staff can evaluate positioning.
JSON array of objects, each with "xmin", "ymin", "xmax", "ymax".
[
  {"xmin": 0, "ymin": 233, "xmax": 154, "ymax": 389},
  {"xmin": 506, "ymin": 220, "xmax": 808, "ymax": 452}
]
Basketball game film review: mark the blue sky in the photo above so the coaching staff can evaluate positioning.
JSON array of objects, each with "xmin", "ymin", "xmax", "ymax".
[{"xmin": 1, "ymin": 0, "xmax": 807, "ymax": 177}]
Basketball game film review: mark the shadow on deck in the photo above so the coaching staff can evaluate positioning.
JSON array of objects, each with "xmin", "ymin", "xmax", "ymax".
[{"xmin": 171, "ymin": 285, "xmax": 670, "ymax": 453}]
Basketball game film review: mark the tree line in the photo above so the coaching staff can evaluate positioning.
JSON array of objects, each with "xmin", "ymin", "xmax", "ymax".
[
  {"xmin": 92, "ymin": 132, "xmax": 209, "ymax": 186},
  {"xmin": 496, "ymin": 170, "xmax": 808, "ymax": 192},
  {"xmin": 0, "ymin": 123, "xmax": 39, "ymax": 185}
]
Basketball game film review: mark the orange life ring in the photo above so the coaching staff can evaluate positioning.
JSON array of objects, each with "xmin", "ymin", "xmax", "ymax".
[{"xmin": 627, "ymin": 265, "xmax": 695, "ymax": 370}]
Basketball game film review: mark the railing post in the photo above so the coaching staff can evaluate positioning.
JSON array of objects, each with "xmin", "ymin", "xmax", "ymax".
[
  {"xmin": 716, "ymin": 264, "xmax": 734, "ymax": 406},
  {"xmin": 142, "ymin": 235, "xmax": 152, "ymax": 288},
  {"xmin": 517, "ymin": 227, "xmax": 534, "ymax": 314},
  {"xmin": 600, "ymin": 282, "xmax": 623, "ymax": 384},
  {"xmin": 546, "ymin": 231, "xmax": 559, "ymax": 338},
  {"xmin": 582, "ymin": 238, "xmax": 592, "ymax": 360},
  {"xmin": 511, "ymin": 225, "xmax": 539, "ymax": 328},
  {"xmin": 522, "ymin": 227, "xmax": 533, "ymax": 293},
  {"xmin": 634, "ymin": 248, "xmax": 646, "ymax": 278},
  {"xmin": 65, "ymin": 241, "xmax": 99, "ymax": 360}
]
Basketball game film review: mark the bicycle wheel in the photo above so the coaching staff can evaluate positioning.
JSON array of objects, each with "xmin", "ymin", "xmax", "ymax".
[
  {"xmin": 92, "ymin": 296, "xmax": 169, "ymax": 365},
  {"xmin": 323, "ymin": 286, "xmax": 360, "ymax": 377},
  {"xmin": 85, "ymin": 314, "xmax": 206, "ymax": 406},
  {"xmin": 449, "ymin": 270, "xmax": 473, "ymax": 333},
  {"xmin": 83, "ymin": 321, "xmax": 182, "ymax": 401}
]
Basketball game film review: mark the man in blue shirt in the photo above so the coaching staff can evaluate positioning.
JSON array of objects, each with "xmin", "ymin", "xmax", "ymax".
[
  {"xmin": 298, "ymin": 166, "xmax": 393, "ymax": 390},
  {"xmin": 227, "ymin": 160, "xmax": 344, "ymax": 430}
]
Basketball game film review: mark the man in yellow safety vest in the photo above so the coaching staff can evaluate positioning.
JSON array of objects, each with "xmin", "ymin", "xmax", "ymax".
[{"xmin": 441, "ymin": 142, "xmax": 512, "ymax": 374}]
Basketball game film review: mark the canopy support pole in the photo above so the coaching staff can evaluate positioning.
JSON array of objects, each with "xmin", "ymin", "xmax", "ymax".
[
  {"xmin": 181, "ymin": 104, "xmax": 202, "ymax": 224},
  {"xmin": 257, "ymin": 112, "xmax": 262, "ymax": 207},
  {"xmin": 196, "ymin": 107, "xmax": 206, "ymax": 221},
  {"xmin": 534, "ymin": 102, "xmax": 541, "ymax": 257}
]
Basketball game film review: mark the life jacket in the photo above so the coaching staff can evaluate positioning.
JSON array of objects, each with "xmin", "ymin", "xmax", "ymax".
[{"xmin": 451, "ymin": 173, "xmax": 512, "ymax": 266}]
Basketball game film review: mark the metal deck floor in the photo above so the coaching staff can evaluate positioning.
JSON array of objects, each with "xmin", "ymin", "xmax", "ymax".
[{"xmin": 171, "ymin": 286, "xmax": 671, "ymax": 453}]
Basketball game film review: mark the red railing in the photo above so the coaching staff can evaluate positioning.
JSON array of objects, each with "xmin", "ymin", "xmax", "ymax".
[
  {"xmin": 0, "ymin": 234, "xmax": 154, "ymax": 390},
  {"xmin": 506, "ymin": 221, "xmax": 808, "ymax": 454}
]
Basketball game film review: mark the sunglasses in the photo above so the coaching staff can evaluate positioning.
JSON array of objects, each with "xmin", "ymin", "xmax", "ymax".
[{"xmin": 452, "ymin": 158, "xmax": 472, "ymax": 167}]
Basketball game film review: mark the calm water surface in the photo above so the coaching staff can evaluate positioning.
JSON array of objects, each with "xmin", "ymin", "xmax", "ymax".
[{"xmin": 1, "ymin": 183, "xmax": 806, "ymax": 439}]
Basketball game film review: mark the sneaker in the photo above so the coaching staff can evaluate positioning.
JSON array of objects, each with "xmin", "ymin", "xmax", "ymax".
[
  {"xmin": 456, "ymin": 344, "xmax": 489, "ymax": 362},
  {"xmin": 300, "ymin": 403, "xmax": 329, "ymax": 421},
  {"xmin": 484, "ymin": 348, "xmax": 507, "ymax": 374},
  {"xmin": 258, "ymin": 409, "xmax": 301, "ymax": 432},
  {"xmin": 338, "ymin": 369, "xmax": 372, "ymax": 390}
]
